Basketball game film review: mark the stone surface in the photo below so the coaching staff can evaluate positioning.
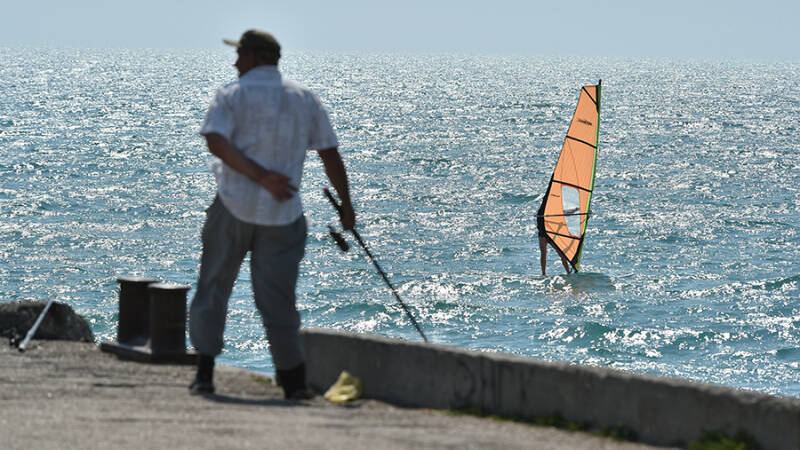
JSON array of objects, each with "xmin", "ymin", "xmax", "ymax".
[
  {"xmin": 0, "ymin": 300, "xmax": 94, "ymax": 343},
  {"xmin": 0, "ymin": 341, "xmax": 664, "ymax": 450}
]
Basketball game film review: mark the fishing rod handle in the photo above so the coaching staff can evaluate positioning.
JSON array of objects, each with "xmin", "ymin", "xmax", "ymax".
[{"xmin": 328, "ymin": 225, "xmax": 350, "ymax": 252}]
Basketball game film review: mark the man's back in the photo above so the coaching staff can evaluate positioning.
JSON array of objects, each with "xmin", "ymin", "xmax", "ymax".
[{"xmin": 201, "ymin": 66, "xmax": 338, "ymax": 226}]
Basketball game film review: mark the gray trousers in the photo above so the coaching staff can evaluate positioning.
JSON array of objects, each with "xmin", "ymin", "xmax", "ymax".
[{"xmin": 189, "ymin": 196, "xmax": 307, "ymax": 370}]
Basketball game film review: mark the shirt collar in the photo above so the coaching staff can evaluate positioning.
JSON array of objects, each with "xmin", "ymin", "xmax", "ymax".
[{"xmin": 241, "ymin": 65, "xmax": 280, "ymax": 82}]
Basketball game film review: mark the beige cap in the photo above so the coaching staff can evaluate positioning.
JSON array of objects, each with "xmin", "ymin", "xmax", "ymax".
[{"xmin": 223, "ymin": 29, "xmax": 280, "ymax": 58}]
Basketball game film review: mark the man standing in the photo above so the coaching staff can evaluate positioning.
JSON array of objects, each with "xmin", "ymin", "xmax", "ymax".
[{"xmin": 189, "ymin": 30, "xmax": 355, "ymax": 399}]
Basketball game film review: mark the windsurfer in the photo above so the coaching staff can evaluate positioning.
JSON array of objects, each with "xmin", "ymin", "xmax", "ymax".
[{"xmin": 536, "ymin": 201, "xmax": 572, "ymax": 276}]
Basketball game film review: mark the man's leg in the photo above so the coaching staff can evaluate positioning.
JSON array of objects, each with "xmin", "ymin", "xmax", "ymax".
[
  {"xmin": 189, "ymin": 197, "xmax": 251, "ymax": 392},
  {"xmin": 250, "ymin": 215, "xmax": 308, "ymax": 398},
  {"xmin": 538, "ymin": 235, "xmax": 548, "ymax": 276}
]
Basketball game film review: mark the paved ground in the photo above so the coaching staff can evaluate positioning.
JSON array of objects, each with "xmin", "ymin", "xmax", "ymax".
[{"xmin": 0, "ymin": 341, "xmax": 675, "ymax": 449}]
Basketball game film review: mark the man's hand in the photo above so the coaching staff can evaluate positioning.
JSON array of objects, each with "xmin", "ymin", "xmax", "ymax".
[
  {"xmin": 257, "ymin": 171, "xmax": 298, "ymax": 202},
  {"xmin": 205, "ymin": 133, "xmax": 298, "ymax": 202}
]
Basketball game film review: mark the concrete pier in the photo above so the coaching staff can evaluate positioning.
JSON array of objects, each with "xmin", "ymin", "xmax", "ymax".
[
  {"xmin": 302, "ymin": 327, "xmax": 800, "ymax": 449},
  {"xmin": 1, "ymin": 340, "xmax": 662, "ymax": 450}
]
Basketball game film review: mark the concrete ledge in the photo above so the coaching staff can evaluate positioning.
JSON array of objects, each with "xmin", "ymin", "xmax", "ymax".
[{"xmin": 302, "ymin": 327, "xmax": 800, "ymax": 449}]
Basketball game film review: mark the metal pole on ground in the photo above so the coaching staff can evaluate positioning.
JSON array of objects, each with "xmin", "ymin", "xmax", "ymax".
[{"xmin": 18, "ymin": 298, "xmax": 56, "ymax": 352}]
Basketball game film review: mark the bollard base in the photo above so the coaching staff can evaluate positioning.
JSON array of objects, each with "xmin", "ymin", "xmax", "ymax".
[{"xmin": 99, "ymin": 341, "xmax": 197, "ymax": 365}]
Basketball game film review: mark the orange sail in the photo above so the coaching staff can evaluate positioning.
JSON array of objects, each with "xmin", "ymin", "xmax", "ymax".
[{"xmin": 539, "ymin": 81, "xmax": 601, "ymax": 271}]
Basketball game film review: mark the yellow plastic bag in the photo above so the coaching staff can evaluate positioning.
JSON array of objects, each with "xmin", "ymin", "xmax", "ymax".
[{"xmin": 324, "ymin": 370, "xmax": 363, "ymax": 403}]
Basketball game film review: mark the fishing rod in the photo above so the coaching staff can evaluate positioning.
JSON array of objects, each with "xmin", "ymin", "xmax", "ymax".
[
  {"xmin": 323, "ymin": 188, "xmax": 428, "ymax": 343},
  {"xmin": 17, "ymin": 298, "xmax": 56, "ymax": 352}
]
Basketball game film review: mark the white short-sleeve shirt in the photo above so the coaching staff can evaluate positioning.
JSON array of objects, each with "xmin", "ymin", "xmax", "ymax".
[{"xmin": 200, "ymin": 66, "xmax": 338, "ymax": 226}]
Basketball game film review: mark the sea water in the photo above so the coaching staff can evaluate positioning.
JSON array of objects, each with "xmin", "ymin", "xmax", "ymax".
[{"xmin": 1, "ymin": 47, "xmax": 798, "ymax": 397}]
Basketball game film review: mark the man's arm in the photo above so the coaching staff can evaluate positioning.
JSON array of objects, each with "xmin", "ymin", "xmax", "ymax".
[
  {"xmin": 318, "ymin": 147, "xmax": 355, "ymax": 230},
  {"xmin": 204, "ymin": 132, "xmax": 297, "ymax": 201}
]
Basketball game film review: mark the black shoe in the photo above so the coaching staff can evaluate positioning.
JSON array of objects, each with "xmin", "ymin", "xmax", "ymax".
[
  {"xmin": 276, "ymin": 362, "xmax": 312, "ymax": 400},
  {"xmin": 286, "ymin": 387, "xmax": 314, "ymax": 400},
  {"xmin": 189, "ymin": 354, "xmax": 215, "ymax": 395},
  {"xmin": 189, "ymin": 379, "xmax": 215, "ymax": 395}
]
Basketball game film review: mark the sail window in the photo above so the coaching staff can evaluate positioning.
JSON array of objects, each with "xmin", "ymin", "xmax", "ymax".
[{"xmin": 561, "ymin": 185, "xmax": 581, "ymax": 236}]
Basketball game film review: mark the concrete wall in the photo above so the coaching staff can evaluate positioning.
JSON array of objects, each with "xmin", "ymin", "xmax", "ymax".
[{"xmin": 302, "ymin": 328, "xmax": 800, "ymax": 449}]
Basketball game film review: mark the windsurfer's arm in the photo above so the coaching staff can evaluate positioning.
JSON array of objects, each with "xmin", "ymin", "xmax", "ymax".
[
  {"xmin": 318, "ymin": 147, "xmax": 355, "ymax": 230},
  {"xmin": 203, "ymin": 132, "xmax": 297, "ymax": 201}
]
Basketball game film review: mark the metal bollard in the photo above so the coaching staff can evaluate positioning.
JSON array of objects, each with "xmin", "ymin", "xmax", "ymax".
[
  {"xmin": 117, "ymin": 276, "xmax": 159, "ymax": 346},
  {"xmin": 148, "ymin": 282, "xmax": 191, "ymax": 357},
  {"xmin": 101, "ymin": 277, "xmax": 195, "ymax": 364}
]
